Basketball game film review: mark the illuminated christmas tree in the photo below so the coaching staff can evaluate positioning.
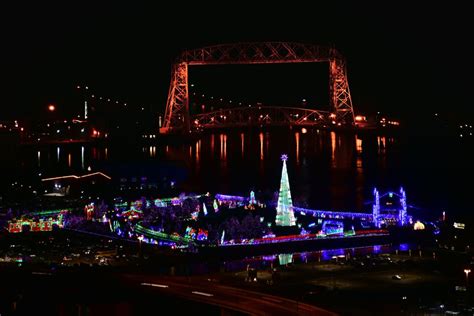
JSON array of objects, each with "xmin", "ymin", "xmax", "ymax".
[{"xmin": 275, "ymin": 154, "xmax": 296, "ymax": 226}]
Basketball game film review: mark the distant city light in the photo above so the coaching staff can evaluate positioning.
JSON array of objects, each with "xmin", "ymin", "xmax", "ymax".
[
  {"xmin": 48, "ymin": 104, "xmax": 56, "ymax": 112},
  {"xmin": 413, "ymin": 221, "xmax": 425, "ymax": 230},
  {"xmin": 454, "ymin": 222, "xmax": 465, "ymax": 229}
]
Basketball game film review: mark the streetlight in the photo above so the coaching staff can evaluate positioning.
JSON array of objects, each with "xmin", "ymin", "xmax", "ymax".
[{"xmin": 464, "ymin": 269, "xmax": 471, "ymax": 286}]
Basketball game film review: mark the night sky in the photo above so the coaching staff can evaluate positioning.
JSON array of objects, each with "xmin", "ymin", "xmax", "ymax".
[{"xmin": 1, "ymin": 3, "xmax": 472, "ymax": 123}]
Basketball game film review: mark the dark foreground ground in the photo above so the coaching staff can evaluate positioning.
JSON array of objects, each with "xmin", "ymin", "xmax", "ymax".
[{"xmin": 1, "ymin": 230, "xmax": 474, "ymax": 315}]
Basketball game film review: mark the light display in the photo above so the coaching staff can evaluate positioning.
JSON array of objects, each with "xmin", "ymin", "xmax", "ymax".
[
  {"xmin": 8, "ymin": 215, "xmax": 65, "ymax": 233},
  {"xmin": 41, "ymin": 171, "xmax": 111, "ymax": 182},
  {"xmin": 275, "ymin": 154, "xmax": 296, "ymax": 226},
  {"xmin": 114, "ymin": 202, "xmax": 128, "ymax": 211},
  {"xmin": 322, "ymin": 220, "xmax": 344, "ymax": 236},
  {"xmin": 191, "ymin": 209, "xmax": 199, "ymax": 220},
  {"xmin": 197, "ymin": 229, "xmax": 208, "ymax": 241},
  {"xmin": 154, "ymin": 199, "xmax": 167, "ymax": 207},
  {"xmin": 131, "ymin": 200, "xmax": 143, "ymax": 210},
  {"xmin": 84, "ymin": 203, "xmax": 95, "ymax": 220},
  {"xmin": 203, "ymin": 203, "xmax": 208, "ymax": 216},
  {"xmin": 249, "ymin": 191, "xmax": 256, "ymax": 205},
  {"xmin": 119, "ymin": 209, "xmax": 143, "ymax": 219},
  {"xmin": 185, "ymin": 226, "xmax": 196, "ymax": 239},
  {"xmin": 215, "ymin": 194, "xmax": 247, "ymax": 204},
  {"xmin": 153, "ymin": 194, "xmax": 206, "ymax": 208},
  {"xmin": 134, "ymin": 223, "xmax": 193, "ymax": 244},
  {"xmin": 220, "ymin": 230, "xmax": 225, "ymax": 244},
  {"xmin": 399, "ymin": 187, "xmax": 407, "ymax": 226},
  {"xmin": 26, "ymin": 209, "xmax": 70, "ymax": 217},
  {"xmin": 219, "ymin": 229, "xmax": 389, "ymax": 246},
  {"xmin": 373, "ymin": 188, "xmax": 380, "ymax": 228},
  {"xmin": 213, "ymin": 199, "xmax": 219, "ymax": 212}
]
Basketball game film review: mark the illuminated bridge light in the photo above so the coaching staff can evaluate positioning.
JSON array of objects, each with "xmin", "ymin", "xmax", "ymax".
[{"xmin": 41, "ymin": 172, "xmax": 112, "ymax": 182}]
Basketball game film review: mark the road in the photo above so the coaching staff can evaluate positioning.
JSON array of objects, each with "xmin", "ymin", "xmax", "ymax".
[{"xmin": 124, "ymin": 274, "xmax": 337, "ymax": 316}]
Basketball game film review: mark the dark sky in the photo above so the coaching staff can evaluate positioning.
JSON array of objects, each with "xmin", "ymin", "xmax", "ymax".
[{"xmin": 0, "ymin": 3, "xmax": 472, "ymax": 122}]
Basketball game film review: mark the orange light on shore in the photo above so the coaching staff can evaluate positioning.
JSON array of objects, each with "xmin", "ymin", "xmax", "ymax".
[{"xmin": 48, "ymin": 104, "xmax": 56, "ymax": 112}]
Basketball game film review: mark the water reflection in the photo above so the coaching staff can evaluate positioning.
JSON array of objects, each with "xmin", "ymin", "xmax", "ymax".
[
  {"xmin": 149, "ymin": 146, "xmax": 156, "ymax": 158},
  {"xmin": 295, "ymin": 132, "xmax": 300, "ymax": 165},
  {"xmin": 321, "ymin": 248, "xmax": 345, "ymax": 261},
  {"xmin": 240, "ymin": 133, "xmax": 245, "ymax": 157},
  {"xmin": 81, "ymin": 146, "xmax": 85, "ymax": 170},
  {"xmin": 356, "ymin": 136, "xmax": 362, "ymax": 153},
  {"xmin": 222, "ymin": 245, "xmax": 395, "ymax": 273},
  {"xmin": 330, "ymin": 131, "xmax": 336, "ymax": 167},
  {"xmin": 220, "ymin": 134, "xmax": 227, "ymax": 160},
  {"xmin": 265, "ymin": 132, "xmax": 270, "ymax": 158},
  {"xmin": 399, "ymin": 243, "xmax": 409, "ymax": 251},
  {"xmin": 195, "ymin": 140, "xmax": 201, "ymax": 164},
  {"xmin": 278, "ymin": 253, "xmax": 293, "ymax": 265},
  {"xmin": 373, "ymin": 245, "xmax": 381, "ymax": 254},
  {"xmin": 377, "ymin": 136, "xmax": 386, "ymax": 152},
  {"xmin": 15, "ymin": 130, "xmax": 397, "ymax": 213},
  {"xmin": 210, "ymin": 134, "xmax": 215, "ymax": 156}
]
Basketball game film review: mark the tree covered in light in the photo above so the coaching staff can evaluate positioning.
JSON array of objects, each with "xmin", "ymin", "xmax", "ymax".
[{"xmin": 275, "ymin": 154, "xmax": 296, "ymax": 226}]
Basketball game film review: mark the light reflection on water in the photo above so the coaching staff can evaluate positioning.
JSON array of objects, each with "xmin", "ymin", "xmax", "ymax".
[
  {"xmin": 6, "ymin": 130, "xmax": 402, "ymax": 212},
  {"xmin": 222, "ymin": 244, "xmax": 402, "ymax": 272}
]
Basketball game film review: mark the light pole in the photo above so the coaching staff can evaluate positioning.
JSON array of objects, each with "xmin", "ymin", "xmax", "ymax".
[{"xmin": 464, "ymin": 269, "xmax": 471, "ymax": 286}]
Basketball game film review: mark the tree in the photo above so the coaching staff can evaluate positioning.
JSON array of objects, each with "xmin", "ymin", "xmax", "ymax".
[
  {"xmin": 225, "ymin": 217, "xmax": 242, "ymax": 240},
  {"xmin": 241, "ymin": 214, "xmax": 264, "ymax": 239}
]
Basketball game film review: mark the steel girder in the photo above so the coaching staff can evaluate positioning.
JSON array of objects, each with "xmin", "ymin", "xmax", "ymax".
[
  {"xmin": 192, "ymin": 106, "xmax": 331, "ymax": 129},
  {"xmin": 161, "ymin": 42, "xmax": 355, "ymax": 133}
]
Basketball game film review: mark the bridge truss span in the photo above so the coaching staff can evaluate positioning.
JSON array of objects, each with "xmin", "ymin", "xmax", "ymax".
[
  {"xmin": 161, "ymin": 42, "xmax": 355, "ymax": 133},
  {"xmin": 193, "ymin": 106, "xmax": 330, "ymax": 129}
]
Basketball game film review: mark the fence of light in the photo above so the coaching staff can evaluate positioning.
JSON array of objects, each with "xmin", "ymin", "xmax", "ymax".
[{"xmin": 220, "ymin": 229, "xmax": 388, "ymax": 246}]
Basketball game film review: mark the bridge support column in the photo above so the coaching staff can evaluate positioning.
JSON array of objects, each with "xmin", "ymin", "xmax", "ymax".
[
  {"xmin": 161, "ymin": 62, "xmax": 190, "ymax": 134},
  {"xmin": 329, "ymin": 51, "xmax": 355, "ymax": 125}
]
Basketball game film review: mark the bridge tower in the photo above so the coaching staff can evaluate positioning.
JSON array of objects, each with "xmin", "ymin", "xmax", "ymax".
[
  {"xmin": 329, "ymin": 47, "xmax": 355, "ymax": 125},
  {"xmin": 160, "ymin": 42, "xmax": 355, "ymax": 134},
  {"xmin": 162, "ymin": 62, "xmax": 190, "ymax": 133}
]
